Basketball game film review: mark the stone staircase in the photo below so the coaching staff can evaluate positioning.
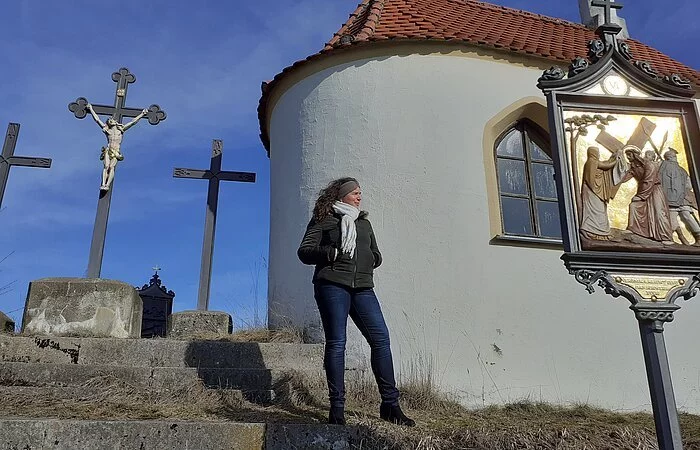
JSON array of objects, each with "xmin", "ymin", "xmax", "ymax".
[{"xmin": 0, "ymin": 334, "xmax": 362, "ymax": 449}]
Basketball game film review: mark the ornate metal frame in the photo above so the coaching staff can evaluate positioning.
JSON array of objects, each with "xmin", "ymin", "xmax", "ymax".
[{"xmin": 537, "ymin": 30, "xmax": 700, "ymax": 279}]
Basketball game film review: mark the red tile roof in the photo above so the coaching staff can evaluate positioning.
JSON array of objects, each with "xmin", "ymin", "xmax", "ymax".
[{"xmin": 259, "ymin": 0, "xmax": 699, "ymax": 153}]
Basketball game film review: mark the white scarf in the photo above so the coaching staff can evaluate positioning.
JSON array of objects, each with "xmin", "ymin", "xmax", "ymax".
[{"xmin": 332, "ymin": 201, "xmax": 360, "ymax": 257}]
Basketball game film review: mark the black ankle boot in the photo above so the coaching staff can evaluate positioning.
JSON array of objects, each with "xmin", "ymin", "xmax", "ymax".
[
  {"xmin": 328, "ymin": 406, "xmax": 346, "ymax": 425},
  {"xmin": 380, "ymin": 403, "xmax": 415, "ymax": 427}
]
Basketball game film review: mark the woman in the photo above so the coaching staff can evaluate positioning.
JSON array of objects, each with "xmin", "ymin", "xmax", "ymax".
[{"xmin": 298, "ymin": 177, "xmax": 415, "ymax": 427}]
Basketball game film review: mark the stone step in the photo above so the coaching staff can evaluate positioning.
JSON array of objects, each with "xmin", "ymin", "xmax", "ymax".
[
  {"xmin": 0, "ymin": 361, "xmax": 200, "ymax": 390},
  {"xmin": 0, "ymin": 362, "xmax": 323, "ymax": 394},
  {"xmin": 0, "ymin": 385, "xmax": 246, "ymax": 404},
  {"xmin": 0, "ymin": 419, "xmax": 359, "ymax": 450},
  {"xmin": 0, "ymin": 335, "xmax": 323, "ymax": 369}
]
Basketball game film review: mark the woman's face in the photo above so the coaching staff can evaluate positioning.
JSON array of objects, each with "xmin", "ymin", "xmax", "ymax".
[{"xmin": 341, "ymin": 186, "xmax": 362, "ymax": 208}]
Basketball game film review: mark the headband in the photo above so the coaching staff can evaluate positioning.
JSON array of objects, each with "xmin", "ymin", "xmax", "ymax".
[{"xmin": 337, "ymin": 180, "xmax": 360, "ymax": 199}]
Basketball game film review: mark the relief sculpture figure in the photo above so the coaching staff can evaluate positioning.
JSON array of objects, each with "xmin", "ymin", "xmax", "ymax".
[
  {"xmin": 659, "ymin": 148, "xmax": 700, "ymax": 245},
  {"xmin": 625, "ymin": 147, "xmax": 674, "ymax": 243},
  {"xmin": 579, "ymin": 146, "xmax": 626, "ymax": 240}
]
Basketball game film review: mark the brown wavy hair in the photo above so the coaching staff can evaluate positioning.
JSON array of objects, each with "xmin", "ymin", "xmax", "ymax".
[{"xmin": 312, "ymin": 177, "xmax": 359, "ymax": 222}]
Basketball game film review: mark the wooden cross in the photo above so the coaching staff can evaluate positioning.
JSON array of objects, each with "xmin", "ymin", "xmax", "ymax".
[
  {"xmin": 595, "ymin": 117, "xmax": 657, "ymax": 153},
  {"xmin": 0, "ymin": 123, "xmax": 52, "ymax": 210},
  {"xmin": 68, "ymin": 68, "xmax": 166, "ymax": 279},
  {"xmin": 591, "ymin": 0, "xmax": 624, "ymax": 25},
  {"xmin": 174, "ymin": 139, "xmax": 256, "ymax": 311}
]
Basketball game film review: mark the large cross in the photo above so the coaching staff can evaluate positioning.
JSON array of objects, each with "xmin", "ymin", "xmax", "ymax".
[
  {"xmin": 174, "ymin": 139, "xmax": 256, "ymax": 310},
  {"xmin": 0, "ymin": 123, "xmax": 52, "ymax": 210},
  {"xmin": 68, "ymin": 68, "xmax": 166, "ymax": 279},
  {"xmin": 595, "ymin": 117, "xmax": 657, "ymax": 153},
  {"xmin": 590, "ymin": 0, "xmax": 624, "ymax": 26}
]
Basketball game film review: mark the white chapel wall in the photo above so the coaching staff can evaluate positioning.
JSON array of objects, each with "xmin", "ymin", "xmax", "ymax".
[{"xmin": 267, "ymin": 49, "xmax": 700, "ymax": 412}]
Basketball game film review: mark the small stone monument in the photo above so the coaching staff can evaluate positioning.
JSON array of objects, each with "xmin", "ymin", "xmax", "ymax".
[
  {"xmin": 168, "ymin": 310, "xmax": 233, "ymax": 339},
  {"xmin": 22, "ymin": 278, "xmax": 142, "ymax": 338},
  {"xmin": 137, "ymin": 268, "xmax": 174, "ymax": 338},
  {"xmin": 0, "ymin": 311, "xmax": 15, "ymax": 334}
]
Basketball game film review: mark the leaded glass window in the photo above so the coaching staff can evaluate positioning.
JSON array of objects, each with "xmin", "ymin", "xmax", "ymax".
[{"xmin": 495, "ymin": 121, "xmax": 562, "ymax": 240}]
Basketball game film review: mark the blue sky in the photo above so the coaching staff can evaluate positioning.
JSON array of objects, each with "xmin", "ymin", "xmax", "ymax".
[{"xmin": 1, "ymin": 1, "xmax": 697, "ymax": 328}]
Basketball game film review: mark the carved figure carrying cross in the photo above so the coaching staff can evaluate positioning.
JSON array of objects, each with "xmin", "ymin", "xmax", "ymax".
[
  {"xmin": 68, "ymin": 68, "xmax": 166, "ymax": 279},
  {"xmin": 174, "ymin": 140, "xmax": 256, "ymax": 310},
  {"xmin": 0, "ymin": 123, "xmax": 52, "ymax": 210},
  {"xmin": 590, "ymin": 0, "xmax": 624, "ymax": 26}
]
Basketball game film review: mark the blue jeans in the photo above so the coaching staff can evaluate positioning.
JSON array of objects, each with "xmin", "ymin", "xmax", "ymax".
[{"xmin": 314, "ymin": 282, "xmax": 400, "ymax": 408}]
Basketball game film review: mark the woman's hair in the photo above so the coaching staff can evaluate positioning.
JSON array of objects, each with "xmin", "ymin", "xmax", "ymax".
[{"xmin": 312, "ymin": 177, "xmax": 359, "ymax": 221}]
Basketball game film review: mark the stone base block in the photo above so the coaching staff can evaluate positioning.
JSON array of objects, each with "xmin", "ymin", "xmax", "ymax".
[
  {"xmin": 22, "ymin": 278, "xmax": 143, "ymax": 338},
  {"xmin": 168, "ymin": 310, "xmax": 232, "ymax": 339},
  {"xmin": 0, "ymin": 311, "xmax": 15, "ymax": 334}
]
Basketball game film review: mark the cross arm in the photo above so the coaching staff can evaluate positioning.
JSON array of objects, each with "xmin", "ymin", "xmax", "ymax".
[
  {"xmin": 217, "ymin": 171, "xmax": 256, "ymax": 183},
  {"xmin": 7, "ymin": 156, "xmax": 52, "ymax": 168},
  {"xmin": 91, "ymin": 104, "xmax": 144, "ymax": 119},
  {"xmin": 173, "ymin": 168, "xmax": 212, "ymax": 179}
]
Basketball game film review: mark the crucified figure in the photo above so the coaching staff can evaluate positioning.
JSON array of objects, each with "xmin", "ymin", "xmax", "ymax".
[{"xmin": 87, "ymin": 103, "xmax": 148, "ymax": 191}]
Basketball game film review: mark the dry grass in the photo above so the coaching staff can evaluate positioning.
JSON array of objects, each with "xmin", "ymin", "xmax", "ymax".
[{"xmin": 6, "ymin": 369, "xmax": 700, "ymax": 448}]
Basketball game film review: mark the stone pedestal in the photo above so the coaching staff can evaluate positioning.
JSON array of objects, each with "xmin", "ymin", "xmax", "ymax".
[
  {"xmin": 168, "ymin": 310, "xmax": 233, "ymax": 339},
  {"xmin": 22, "ymin": 278, "xmax": 143, "ymax": 338},
  {"xmin": 0, "ymin": 311, "xmax": 15, "ymax": 334}
]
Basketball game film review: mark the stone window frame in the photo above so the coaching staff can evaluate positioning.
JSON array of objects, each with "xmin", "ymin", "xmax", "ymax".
[{"xmin": 493, "ymin": 119, "xmax": 564, "ymax": 247}]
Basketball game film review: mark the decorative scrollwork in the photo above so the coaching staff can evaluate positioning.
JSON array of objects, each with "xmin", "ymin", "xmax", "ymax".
[
  {"xmin": 587, "ymin": 39, "xmax": 607, "ymax": 62},
  {"xmin": 669, "ymin": 274, "xmax": 700, "ymax": 303},
  {"xmin": 635, "ymin": 310, "xmax": 674, "ymax": 323},
  {"xmin": 634, "ymin": 60, "xmax": 659, "ymax": 80},
  {"xmin": 618, "ymin": 41, "xmax": 633, "ymax": 60},
  {"xmin": 68, "ymin": 97, "xmax": 89, "ymax": 119},
  {"xmin": 140, "ymin": 273, "xmax": 175, "ymax": 297},
  {"xmin": 112, "ymin": 67, "xmax": 136, "ymax": 85},
  {"xmin": 539, "ymin": 66, "xmax": 566, "ymax": 82},
  {"xmin": 572, "ymin": 269, "xmax": 616, "ymax": 295},
  {"xmin": 144, "ymin": 104, "xmax": 167, "ymax": 125},
  {"xmin": 572, "ymin": 269, "xmax": 642, "ymax": 303},
  {"xmin": 663, "ymin": 73, "xmax": 692, "ymax": 90},
  {"xmin": 568, "ymin": 57, "xmax": 590, "ymax": 78}
]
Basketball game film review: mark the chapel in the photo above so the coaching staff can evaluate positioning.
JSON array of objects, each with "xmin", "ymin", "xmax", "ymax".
[{"xmin": 258, "ymin": 0, "xmax": 700, "ymax": 411}]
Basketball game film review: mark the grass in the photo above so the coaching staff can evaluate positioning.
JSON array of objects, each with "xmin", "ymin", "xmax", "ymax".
[{"xmin": 6, "ymin": 370, "xmax": 696, "ymax": 449}]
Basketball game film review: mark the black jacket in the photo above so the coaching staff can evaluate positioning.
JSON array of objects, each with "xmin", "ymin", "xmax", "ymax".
[{"xmin": 297, "ymin": 212, "xmax": 382, "ymax": 289}]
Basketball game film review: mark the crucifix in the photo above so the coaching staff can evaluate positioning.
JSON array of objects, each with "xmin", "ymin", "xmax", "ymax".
[
  {"xmin": 174, "ymin": 139, "xmax": 256, "ymax": 310},
  {"xmin": 0, "ymin": 123, "xmax": 52, "ymax": 210},
  {"xmin": 590, "ymin": 0, "xmax": 624, "ymax": 25},
  {"xmin": 68, "ymin": 68, "xmax": 166, "ymax": 279}
]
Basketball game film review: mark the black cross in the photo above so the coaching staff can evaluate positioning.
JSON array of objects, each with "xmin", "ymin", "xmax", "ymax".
[
  {"xmin": 174, "ymin": 140, "xmax": 256, "ymax": 311},
  {"xmin": 591, "ymin": 0, "xmax": 624, "ymax": 25},
  {"xmin": 69, "ymin": 68, "xmax": 166, "ymax": 125},
  {"xmin": 68, "ymin": 67, "xmax": 166, "ymax": 279},
  {"xmin": 0, "ymin": 123, "xmax": 52, "ymax": 210}
]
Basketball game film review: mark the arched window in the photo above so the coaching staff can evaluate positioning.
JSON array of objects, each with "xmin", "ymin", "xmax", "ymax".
[{"xmin": 495, "ymin": 121, "xmax": 562, "ymax": 240}]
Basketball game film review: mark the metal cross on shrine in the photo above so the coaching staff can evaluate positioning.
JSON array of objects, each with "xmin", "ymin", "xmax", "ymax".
[
  {"xmin": 174, "ymin": 139, "xmax": 256, "ymax": 310},
  {"xmin": 68, "ymin": 68, "xmax": 166, "ymax": 278},
  {"xmin": 591, "ymin": 0, "xmax": 624, "ymax": 25},
  {"xmin": 0, "ymin": 123, "xmax": 52, "ymax": 210}
]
